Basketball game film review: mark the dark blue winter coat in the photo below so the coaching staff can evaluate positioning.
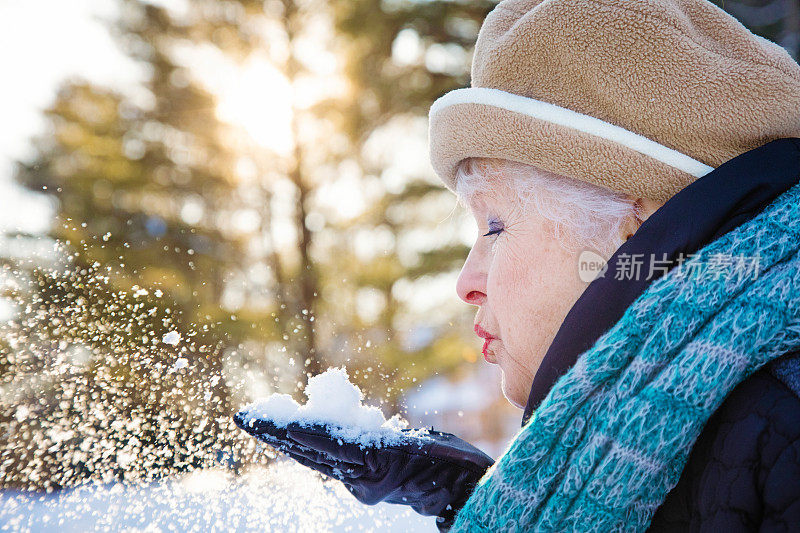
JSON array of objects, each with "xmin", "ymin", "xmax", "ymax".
[{"xmin": 521, "ymin": 138, "xmax": 800, "ymax": 531}]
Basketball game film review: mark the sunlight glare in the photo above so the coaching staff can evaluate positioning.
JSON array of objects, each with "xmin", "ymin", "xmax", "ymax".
[{"xmin": 217, "ymin": 57, "xmax": 294, "ymax": 154}]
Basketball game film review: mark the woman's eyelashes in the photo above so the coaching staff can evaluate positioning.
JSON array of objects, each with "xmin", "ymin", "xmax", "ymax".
[{"xmin": 482, "ymin": 218, "xmax": 505, "ymax": 237}]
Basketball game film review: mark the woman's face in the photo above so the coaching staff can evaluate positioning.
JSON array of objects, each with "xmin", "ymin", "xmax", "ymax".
[{"xmin": 456, "ymin": 179, "xmax": 597, "ymax": 409}]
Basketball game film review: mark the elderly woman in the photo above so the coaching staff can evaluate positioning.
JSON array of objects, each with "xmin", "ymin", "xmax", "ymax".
[{"xmin": 236, "ymin": 0, "xmax": 800, "ymax": 530}]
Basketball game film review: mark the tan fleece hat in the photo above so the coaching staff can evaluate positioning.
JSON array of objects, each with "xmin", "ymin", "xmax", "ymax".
[{"xmin": 428, "ymin": 0, "xmax": 800, "ymax": 203}]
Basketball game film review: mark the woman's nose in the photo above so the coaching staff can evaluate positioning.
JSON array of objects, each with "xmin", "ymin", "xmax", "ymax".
[{"xmin": 456, "ymin": 246, "xmax": 487, "ymax": 306}]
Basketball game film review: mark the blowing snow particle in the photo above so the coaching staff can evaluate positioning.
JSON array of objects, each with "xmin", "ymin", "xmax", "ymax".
[{"xmin": 162, "ymin": 331, "xmax": 181, "ymax": 345}]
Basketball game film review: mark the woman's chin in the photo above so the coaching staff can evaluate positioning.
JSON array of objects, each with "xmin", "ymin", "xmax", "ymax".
[{"xmin": 500, "ymin": 369, "xmax": 527, "ymax": 410}]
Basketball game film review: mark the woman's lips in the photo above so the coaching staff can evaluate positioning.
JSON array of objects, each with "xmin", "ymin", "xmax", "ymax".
[
  {"xmin": 481, "ymin": 338, "xmax": 497, "ymax": 363},
  {"xmin": 474, "ymin": 325, "xmax": 498, "ymax": 363},
  {"xmin": 474, "ymin": 324, "xmax": 496, "ymax": 339}
]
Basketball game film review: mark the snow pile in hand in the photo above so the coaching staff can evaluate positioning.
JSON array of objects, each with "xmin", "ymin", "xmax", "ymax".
[{"xmin": 239, "ymin": 367, "xmax": 425, "ymax": 446}]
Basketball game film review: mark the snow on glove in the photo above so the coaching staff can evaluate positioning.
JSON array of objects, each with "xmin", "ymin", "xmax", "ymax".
[{"xmin": 232, "ymin": 413, "xmax": 493, "ymax": 531}]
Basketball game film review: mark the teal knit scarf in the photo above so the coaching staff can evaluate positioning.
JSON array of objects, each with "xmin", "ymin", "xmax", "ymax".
[{"xmin": 451, "ymin": 181, "xmax": 800, "ymax": 532}]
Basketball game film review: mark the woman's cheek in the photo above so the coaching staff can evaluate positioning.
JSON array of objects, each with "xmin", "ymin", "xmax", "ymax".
[
  {"xmin": 495, "ymin": 239, "xmax": 534, "ymax": 295},
  {"xmin": 487, "ymin": 241, "xmax": 530, "ymax": 321}
]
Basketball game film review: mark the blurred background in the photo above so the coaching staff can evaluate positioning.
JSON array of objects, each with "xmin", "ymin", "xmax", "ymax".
[{"xmin": 0, "ymin": 0, "xmax": 796, "ymax": 529}]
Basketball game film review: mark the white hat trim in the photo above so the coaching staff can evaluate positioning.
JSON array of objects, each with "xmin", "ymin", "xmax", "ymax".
[{"xmin": 430, "ymin": 87, "xmax": 715, "ymax": 178}]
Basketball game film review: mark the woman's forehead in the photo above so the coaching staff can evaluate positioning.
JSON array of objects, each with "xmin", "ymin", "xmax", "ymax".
[{"xmin": 465, "ymin": 184, "xmax": 521, "ymax": 215}]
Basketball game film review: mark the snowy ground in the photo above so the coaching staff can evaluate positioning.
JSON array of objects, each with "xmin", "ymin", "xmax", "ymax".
[{"xmin": 0, "ymin": 461, "xmax": 436, "ymax": 532}]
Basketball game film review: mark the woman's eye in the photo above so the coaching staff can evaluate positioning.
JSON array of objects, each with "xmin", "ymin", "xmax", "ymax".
[{"xmin": 482, "ymin": 220, "xmax": 504, "ymax": 237}]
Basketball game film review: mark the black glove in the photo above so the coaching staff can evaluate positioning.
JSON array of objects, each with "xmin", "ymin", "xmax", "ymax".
[{"xmin": 233, "ymin": 412, "xmax": 493, "ymax": 531}]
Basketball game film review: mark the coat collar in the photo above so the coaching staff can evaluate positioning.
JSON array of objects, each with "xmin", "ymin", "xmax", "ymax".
[{"xmin": 522, "ymin": 138, "xmax": 800, "ymax": 426}]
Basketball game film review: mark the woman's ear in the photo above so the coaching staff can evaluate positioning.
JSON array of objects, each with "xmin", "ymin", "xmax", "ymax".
[
  {"xmin": 636, "ymin": 197, "xmax": 665, "ymax": 225},
  {"xmin": 625, "ymin": 197, "xmax": 664, "ymax": 240},
  {"xmin": 623, "ymin": 198, "xmax": 644, "ymax": 241}
]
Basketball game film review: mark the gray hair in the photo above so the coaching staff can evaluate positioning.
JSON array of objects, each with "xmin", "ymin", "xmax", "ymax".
[{"xmin": 454, "ymin": 157, "xmax": 641, "ymax": 258}]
